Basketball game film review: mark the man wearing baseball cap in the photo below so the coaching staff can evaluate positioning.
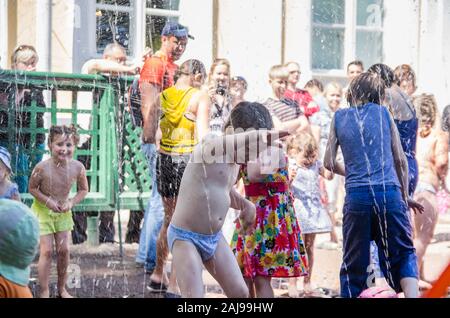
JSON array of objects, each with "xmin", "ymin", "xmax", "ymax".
[
  {"xmin": 0, "ymin": 199, "xmax": 40, "ymax": 297},
  {"xmin": 136, "ymin": 20, "xmax": 193, "ymax": 296}
]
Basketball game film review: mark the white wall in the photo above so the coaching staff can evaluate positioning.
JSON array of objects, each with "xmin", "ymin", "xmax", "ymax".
[
  {"xmin": 178, "ymin": 0, "xmax": 213, "ymax": 67},
  {"xmin": 215, "ymin": 0, "xmax": 283, "ymax": 102},
  {"xmin": 284, "ymin": 0, "xmax": 313, "ymax": 87},
  {"xmin": 417, "ymin": 0, "xmax": 450, "ymax": 109},
  {"xmin": 383, "ymin": 0, "xmax": 419, "ymax": 68}
]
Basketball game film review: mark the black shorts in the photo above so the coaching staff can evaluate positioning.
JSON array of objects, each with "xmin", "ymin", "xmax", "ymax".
[{"xmin": 156, "ymin": 152, "xmax": 190, "ymax": 198}]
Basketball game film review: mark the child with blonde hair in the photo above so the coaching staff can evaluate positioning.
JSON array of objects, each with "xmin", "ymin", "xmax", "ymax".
[
  {"xmin": 287, "ymin": 133, "xmax": 333, "ymax": 297},
  {"xmin": 29, "ymin": 125, "xmax": 88, "ymax": 298}
]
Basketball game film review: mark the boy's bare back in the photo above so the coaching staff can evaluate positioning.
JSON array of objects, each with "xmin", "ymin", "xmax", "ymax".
[{"xmin": 30, "ymin": 158, "xmax": 86, "ymax": 204}]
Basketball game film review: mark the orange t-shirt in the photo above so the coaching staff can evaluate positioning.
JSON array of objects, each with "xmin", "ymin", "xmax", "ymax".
[
  {"xmin": 0, "ymin": 275, "xmax": 33, "ymax": 298},
  {"xmin": 139, "ymin": 51, "xmax": 178, "ymax": 90}
]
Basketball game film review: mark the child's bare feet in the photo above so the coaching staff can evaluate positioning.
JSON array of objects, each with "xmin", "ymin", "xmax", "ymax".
[
  {"xmin": 58, "ymin": 289, "xmax": 74, "ymax": 298},
  {"xmin": 40, "ymin": 289, "xmax": 50, "ymax": 298}
]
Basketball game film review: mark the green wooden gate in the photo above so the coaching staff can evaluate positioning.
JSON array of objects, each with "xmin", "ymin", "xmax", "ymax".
[{"xmin": 0, "ymin": 69, "xmax": 151, "ymax": 252}]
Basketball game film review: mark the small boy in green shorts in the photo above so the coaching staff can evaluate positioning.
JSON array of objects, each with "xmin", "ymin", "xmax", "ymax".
[{"xmin": 29, "ymin": 125, "xmax": 88, "ymax": 298}]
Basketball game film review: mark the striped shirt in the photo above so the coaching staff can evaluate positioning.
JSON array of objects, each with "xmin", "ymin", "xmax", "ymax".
[{"xmin": 263, "ymin": 98, "xmax": 304, "ymax": 122}]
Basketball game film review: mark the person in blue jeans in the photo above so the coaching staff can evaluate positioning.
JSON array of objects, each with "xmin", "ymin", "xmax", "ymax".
[
  {"xmin": 324, "ymin": 72, "xmax": 424, "ymax": 298},
  {"xmin": 135, "ymin": 143, "xmax": 164, "ymax": 273}
]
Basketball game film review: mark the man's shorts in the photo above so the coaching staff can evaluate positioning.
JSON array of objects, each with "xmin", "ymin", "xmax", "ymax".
[
  {"xmin": 31, "ymin": 199, "xmax": 74, "ymax": 236},
  {"xmin": 156, "ymin": 152, "xmax": 190, "ymax": 198}
]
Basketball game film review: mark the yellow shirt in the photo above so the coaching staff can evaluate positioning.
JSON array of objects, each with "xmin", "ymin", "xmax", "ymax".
[{"xmin": 159, "ymin": 86, "xmax": 198, "ymax": 154}]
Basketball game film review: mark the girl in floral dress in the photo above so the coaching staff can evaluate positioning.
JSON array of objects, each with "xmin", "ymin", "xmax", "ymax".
[{"xmin": 229, "ymin": 102, "xmax": 308, "ymax": 298}]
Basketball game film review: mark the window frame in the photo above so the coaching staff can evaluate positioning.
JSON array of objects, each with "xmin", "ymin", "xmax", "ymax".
[
  {"xmin": 310, "ymin": 0, "xmax": 384, "ymax": 76},
  {"xmin": 85, "ymin": 0, "xmax": 181, "ymax": 61}
]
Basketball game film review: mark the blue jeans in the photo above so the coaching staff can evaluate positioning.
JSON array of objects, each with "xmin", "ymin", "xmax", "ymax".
[
  {"xmin": 135, "ymin": 143, "xmax": 164, "ymax": 272},
  {"xmin": 340, "ymin": 185, "xmax": 418, "ymax": 298}
]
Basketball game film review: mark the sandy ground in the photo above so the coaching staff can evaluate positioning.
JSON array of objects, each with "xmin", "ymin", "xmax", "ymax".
[{"xmin": 29, "ymin": 211, "xmax": 450, "ymax": 298}]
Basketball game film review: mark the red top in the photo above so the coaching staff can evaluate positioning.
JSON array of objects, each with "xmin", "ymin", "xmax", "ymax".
[
  {"xmin": 284, "ymin": 88, "xmax": 319, "ymax": 117},
  {"xmin": 139, "ymin": 51, "xmax": 178, "ymax": 90}
]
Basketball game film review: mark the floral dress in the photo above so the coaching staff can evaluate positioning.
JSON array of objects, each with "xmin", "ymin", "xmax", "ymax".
[{"xmin": 231, "ymin": 164, "xmax": 308, "ymax": 278}]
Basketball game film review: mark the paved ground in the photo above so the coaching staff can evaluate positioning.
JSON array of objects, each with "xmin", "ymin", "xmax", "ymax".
[{"xmin": 29, "ymin": 211, "xmax": 450, "ymax": 298}]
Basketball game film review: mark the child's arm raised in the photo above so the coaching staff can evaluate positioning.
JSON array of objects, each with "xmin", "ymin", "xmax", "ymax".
[
  {"xmin": 28, "ymin": 163, "xmax": 62, "ymax": 212},
  {"xmin": 324, "ymin": 117, "xmax": 345, "ymax": 176},
  {"xmin": 194, "ymin": 90, "xmax": 211, "ymax": 142},
  {"xmin": 229, "ymin": 187, "xmax": 255, "ymax": 235}
]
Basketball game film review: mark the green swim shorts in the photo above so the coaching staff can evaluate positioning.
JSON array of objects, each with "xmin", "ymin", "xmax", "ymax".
[{"xmin": 31, "ymin": 199, "xmax": 74, "ymax": 236}]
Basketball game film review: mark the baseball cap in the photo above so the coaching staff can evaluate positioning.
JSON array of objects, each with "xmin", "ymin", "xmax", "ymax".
[
  {"xmin": 0, "ymin": 146, "xmax": 12, "ymax": 173},
  {"xmin": 231, "ymin": 76, "xmax": 248, "ymax": 89},
  {"xmin": 0, "ymin": 199, "xmax": 40, "ymax": 286},
  {"xmin": 161, "ymin": 21, "xmax": 195, "ymax": 40}
]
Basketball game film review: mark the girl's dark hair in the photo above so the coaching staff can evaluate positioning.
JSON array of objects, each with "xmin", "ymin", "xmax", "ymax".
[
  {"xmin": 347, "ymin": 72, "xmax": 385, "ymax": 107},
  {"xmin": 174, "ymin": 59, "xmax": 206, "ymax": 82},
  {"xmin": 48, "ymin": 125, "xmax": 80, "ymax": 145},
  {"xmin": 367, "ymin": 63, "xmax": 396, "ymax": 88},
  {"xmin": 226, "ymin": 101, "xmax": 273, "ymax": 131},
  {"xmin": 442, "ymin": 105, "xmax": 450, "ymax": 132}
]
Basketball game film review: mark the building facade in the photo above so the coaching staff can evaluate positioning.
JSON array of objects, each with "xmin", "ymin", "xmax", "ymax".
[{"xmin": 1, "ymin": 0, "xmax": 449, "ymax": 107}]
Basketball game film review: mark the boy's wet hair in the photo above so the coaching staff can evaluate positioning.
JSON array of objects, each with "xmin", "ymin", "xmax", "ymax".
[
  {"xmin": 413, "ymin": 93, "xmax": 438, "ymax": 128},
  {"xmin": 347, "ymin": 60, "xmax": 364, "ymax": 71},
  {"xmin": 304, "ymin": 79, "xmax": 324, "ymax": 92},
  {"xmin": 269, "ymin": 65, "xmax": 289, "ymax": 81},
  {"xmin": 174, "ymin": 59, "xmax": 206, "ymax": 82},
  {"xmin": 347, "ymin": 72, "xmax": 385, "ymax": 107},
  {"xmin": 48, "ymin": 125, "xmax": 80, "ymax": 145},
  {"xmin": 394, "ymin": 64, "xmax": 416, "ymax": 87},
  {"xmin": 226, "ymin": 102, "xmax": 273, "ymax": 131},
  {"xmin": 367, "ymin": 63, "xmax": 396, "ymax": 88}
]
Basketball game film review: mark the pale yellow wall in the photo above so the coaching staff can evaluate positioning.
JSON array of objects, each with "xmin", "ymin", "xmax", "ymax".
[
  {"xmin": 51, "ymin": 0, "xmax": 74, "ymax": 73},
  {"xmin": 15, "ymin": 0, "xmax": 37, "ymax": 50}
]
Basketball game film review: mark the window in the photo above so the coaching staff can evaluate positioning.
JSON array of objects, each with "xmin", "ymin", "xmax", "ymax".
[
  {"xmin": 94, "ymin": 0, "xmax": 180, "ymax": 58},
  {"xmin": 145, "ymin": 0, "xmax": 180, "ymax": 52},
  {"xmin": 311, "ymin": 0, "xmax": 384, "ymax": 72},
  {"xmin": 96, "ymin": 0, "xmax": 133, "ymax": 54}
]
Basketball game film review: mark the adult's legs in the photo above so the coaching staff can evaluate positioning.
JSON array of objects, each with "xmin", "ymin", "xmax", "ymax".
[
  {"xmin": 150, "ymin": 196, "xmax": 177, "ymax": 286},
  {"xmin": 99, "ymin": 211, "xmax": 115, "ymax": 243},
  {"xmin": 126, "ymin": 210, "xmax": 144, "ymax": 244},
  {"xmin": 374, "ymin": 192, "xmax": 418, "ymax": 297},
  {"xmin": 340, "ymin": 199, "xmax": 372, "ymax": 298},
  {"xmin": 325, "ymin": 177, "xmax": 340, "ymax": 243},
  {"xmin": 204, "ymin": 235, "xmax": 249, "ymax": 298},
  {"xmin": 55, "ymin": 231, "xmax": 73, "ymax": 298},
  {"xmin": 413, "ymin": 191, "xmax": 438, "ymax": 281},
  {"xmin": 38, "ymin": 234, "xmax": 54, "ymax": 298},
  {"xmin": 135, "ymin": 143, "xmax": 164, "ymax": 270},
  {"xmin": 71, "ymin": 212, "xmax": 87, "ymax": 244}
]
